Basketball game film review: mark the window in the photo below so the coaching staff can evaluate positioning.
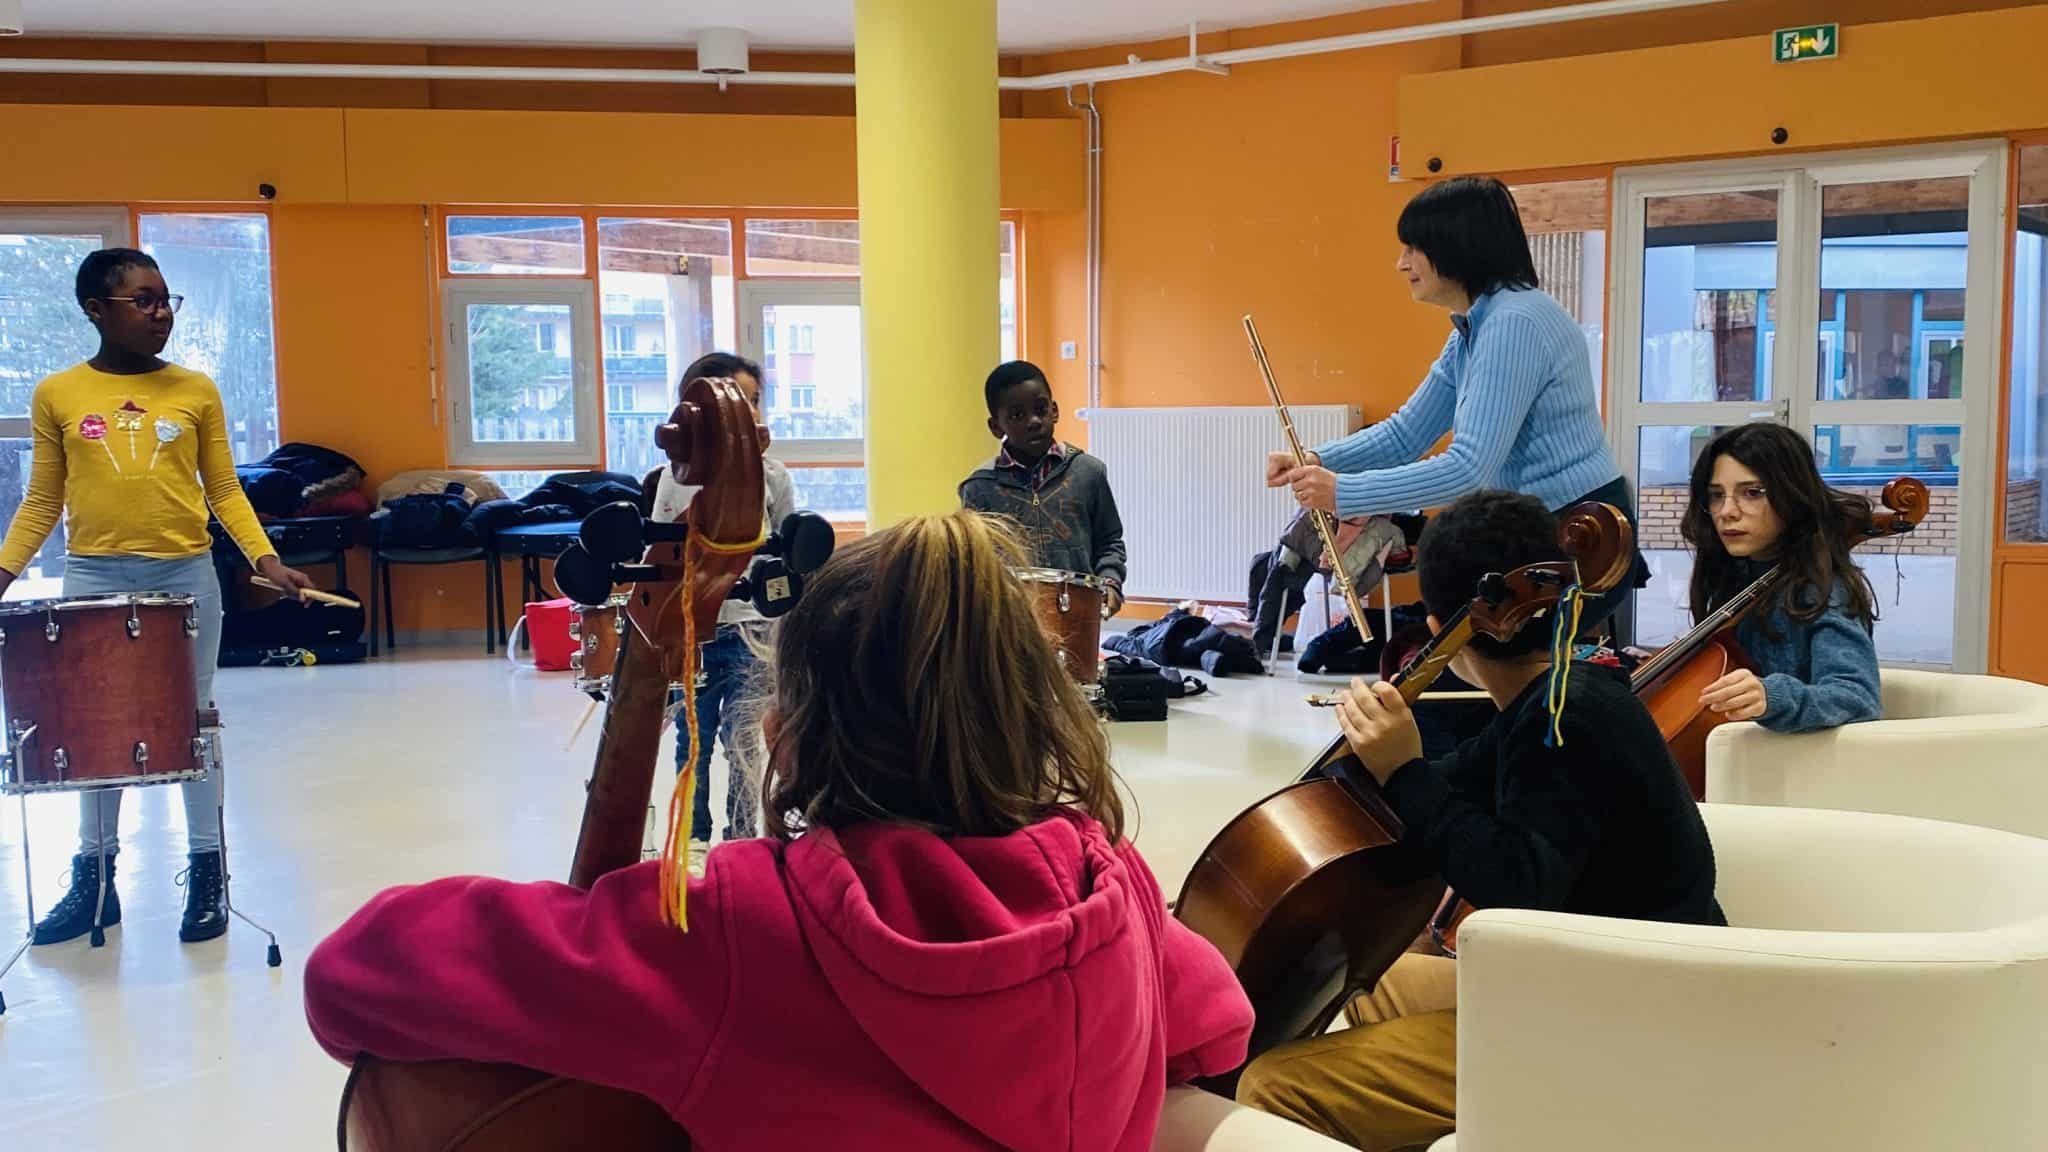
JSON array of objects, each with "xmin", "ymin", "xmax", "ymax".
[
  {"xmin": 790, "ymin": 385, "xmax": 816, "ymax": 411},
  {"xmin": 2012, "ymin": 145, "xmax": 2048, "ymax": 543},
  {"xmin": 785, "ymin": 466, "xmax": 867, "ymax": 520},
  {"xmin": 0, "ymin": 210, "xmax": 128, "ymax": 588},
  {"xmin": 447, "ymin": 216, "xmax": 586, "ymax": 276},
  {"xmin": 597, "ymin": 217, "xmax": 736, "ymax": 481},
  {"xmin": 745, "ymin": 219, "xmax": 859, "ymax": 276},
  {"xmin": 1512, "ymin": 179, "xmax": 1606, "ymax": 407},
  {"xmin": 138, "ymin": 213, "xmax": 281, "ymax": 465},
  {"xmin": 444, "ymin": 281, "xmax": 597, "ymax": 466},
  {"xmin": 473, "ymin": 470, "xmax": 553, "ymax": 501},
  {"xmin": 536, "ymin": 324, "xmax": 556, "ymax": 354},
  {"xmin": 792, "ymin": 324, "xmax": 814, "ymax": 354}
]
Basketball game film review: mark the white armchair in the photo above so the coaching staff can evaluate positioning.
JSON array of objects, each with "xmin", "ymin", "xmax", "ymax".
[
  {"xmin": 1434, "ymin": 803, "xmax": 2048, "ymax": 1152},
  {"xmin": 1706, "ymin": 669, "xmax": 2048, "ymax": 837},
  {"xmin": 1153, "ymin": 1085, "xmax": 1353, "ymax": 1151}
]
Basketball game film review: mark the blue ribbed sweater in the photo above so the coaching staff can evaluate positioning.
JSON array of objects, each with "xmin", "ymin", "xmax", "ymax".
[{"xmin": 1315, "ymin": 287, "xmax": 1620, "ymax": 517}]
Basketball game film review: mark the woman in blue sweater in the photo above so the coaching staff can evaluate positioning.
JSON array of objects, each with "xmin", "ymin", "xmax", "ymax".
[
  {"xmin": 1685, "ymin": 422, "xmax": 1882, "ymax": 733},
  {"xmin": 1270, "ymin": 176, "xmax": 1644, "ymax": 628}
]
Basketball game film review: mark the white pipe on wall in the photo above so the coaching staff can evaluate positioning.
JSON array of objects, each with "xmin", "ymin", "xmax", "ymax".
[
  {"xmin": 1067, "ymin": 84, "xmax": 1103, "ymax": 413},
  {"xmin": 0, "ymin": 0, "xmax": 1732, "ymax": 90}
]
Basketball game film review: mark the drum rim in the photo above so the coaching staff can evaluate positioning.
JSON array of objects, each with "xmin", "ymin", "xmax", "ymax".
[
  {"xmin": 0, "ymin": 591, "xmax": 198, "ymax": 615},
  {"xmin": 1012, "ymin": 567, "xmax": 1107, "ymax": 591}
]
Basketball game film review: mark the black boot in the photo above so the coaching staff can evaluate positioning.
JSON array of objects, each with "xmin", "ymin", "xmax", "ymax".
[
  {"xmin": 32, "ymin": 852, "xmax": 120, "ymax": 946},
  {"xmin": 178, "ymin": 851, "xmax": 227, "ymax": 943}
]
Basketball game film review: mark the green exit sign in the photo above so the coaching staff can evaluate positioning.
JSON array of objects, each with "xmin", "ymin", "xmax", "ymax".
[{"xmin": 1774, "ymin": 23, "xmax": 1839, "ymax": 62}]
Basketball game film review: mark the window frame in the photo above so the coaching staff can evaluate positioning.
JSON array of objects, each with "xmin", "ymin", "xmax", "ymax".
[
  {"xmin": 442, "ymin": 278, "xmax": 601, "ymax": 467},
  {"xmin": 738, "ymin": 277, "xmax": 865, "ymax": 467},
  {"xmin": 0, "ymin": 208, "xmax": 133, "ymax": 439}
]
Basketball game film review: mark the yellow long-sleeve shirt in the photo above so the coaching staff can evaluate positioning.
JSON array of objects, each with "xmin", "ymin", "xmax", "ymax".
[{"xmin": 0, "ymin": 362, "xmax": 277, "ymax": 575}]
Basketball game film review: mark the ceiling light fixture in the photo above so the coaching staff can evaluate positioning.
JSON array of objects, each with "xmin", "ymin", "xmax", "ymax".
[{"xmin": 696, "ymin": 28, "xmax": 749, "ymax": 76}]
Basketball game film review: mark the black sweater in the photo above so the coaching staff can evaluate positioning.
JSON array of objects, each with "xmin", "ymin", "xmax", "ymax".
[
  {"xmin": 959, "ymin": 444, "xmax": 1128, "ymax": 587},
  {"xmin": 1382, "ymin": 661, "xmax": 1725, "ymax": 927}
]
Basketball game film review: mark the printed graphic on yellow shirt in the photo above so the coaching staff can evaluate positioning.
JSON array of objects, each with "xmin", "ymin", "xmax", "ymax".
[
  {"xmin": 151, "ymin": 417, "xmax": 182, "ymax": 472},
  {"xmin": 79, "ymin": 412, "xmax": 118, "ymax": 474},
  {"xmin": 112, "ymin": 399, "xmax": 148, "ymax": 465}
]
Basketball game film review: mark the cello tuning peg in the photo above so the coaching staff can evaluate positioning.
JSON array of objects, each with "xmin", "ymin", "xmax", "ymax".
[
  {"xmin": 552, "ymin": 543, "xmax": 618, "ymax": 608},
  {"xmin": 579, "ymin": 502, "xmax": 648, "ymax": 565},
  {"xmin": 773, "ymin": 511, "xmax": 836, "ymax": 576}
]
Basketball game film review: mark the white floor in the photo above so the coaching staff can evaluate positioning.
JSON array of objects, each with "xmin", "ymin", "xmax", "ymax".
[{"xmin": 0, "ymin": 649, "xmax": 1346, "ymax": 1149}]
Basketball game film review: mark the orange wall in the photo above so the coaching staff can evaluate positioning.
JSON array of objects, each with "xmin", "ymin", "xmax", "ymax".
[
  {"xmin": 1403, "ymin": 6, "xmax": 2048, "ymax": 176},
  {"xmin": 1459, "ymin": 0, "xmax": 2039, "ymax": 67},
  {"xmin": 1020, "ymin": 1, "xmax": 1465, "ymax": 433},
  {"xmin": 0, "ymin": 104, "xmax": 1083, "ymax": 213}
]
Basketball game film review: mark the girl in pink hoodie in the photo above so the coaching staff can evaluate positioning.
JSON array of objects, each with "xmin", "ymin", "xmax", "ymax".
[{"xmin": 305, "ymin": 510, "xmax": 1253, "ymax": 1150}]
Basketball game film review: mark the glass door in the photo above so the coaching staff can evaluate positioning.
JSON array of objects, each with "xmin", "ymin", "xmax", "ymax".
[
  {"xmin": 738, "ymin": 278, "xmax": 865, "ymax": 520},
  {"xmin": 1611, "ymin": 174, "xmax": 1799, "ymax": 648},
  {"xmin": 0, "ymin": 210, "xmax": 130, "ymax": 596},
  {"xmin": 1613, "ymin": 145, "xmax": 2005, "ymax": 671}
]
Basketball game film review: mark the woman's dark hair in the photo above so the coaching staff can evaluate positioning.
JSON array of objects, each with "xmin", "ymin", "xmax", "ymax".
[
  {"xmin": 1417, "ymin": 490, "xmax": 1562, "ymax": 661},
  {"xmin": 762, "ymin": 510, "xmax": 1122, "ymax": 842},
  {"xmin": 1396, "ymin": 177, "xmax": 1539, "ymax": 301},
  {"xmin": 75, "ymin": 248, "xmax": 160, "ymax": 312},
  {"xmin": 1682, "ymin": 422, "xmax": 1877, "ymax": 630},
  {"xmin": 679, "ymin": 351, "xmax": 763, "ymax": 390}
]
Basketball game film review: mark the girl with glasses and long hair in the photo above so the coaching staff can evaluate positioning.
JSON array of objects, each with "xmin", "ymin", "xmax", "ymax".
[{"xmin": 1683, "ymin": 421, "xmax": 1882, "ymax": 732}]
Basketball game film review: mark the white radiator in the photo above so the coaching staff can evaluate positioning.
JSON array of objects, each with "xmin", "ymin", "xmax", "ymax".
[{"xmin": 1086, "ymin": 405, "xmax": 1360, "ymax": 603}]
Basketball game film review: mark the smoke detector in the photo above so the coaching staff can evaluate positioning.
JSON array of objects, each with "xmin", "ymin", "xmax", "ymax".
[
  {"xmin": 0, "ymin": 0, "xmax": 25, "ymax": 37},
  {"xmin": 697, "ymin": 28, "xmax": 750, "ymax": 76}
]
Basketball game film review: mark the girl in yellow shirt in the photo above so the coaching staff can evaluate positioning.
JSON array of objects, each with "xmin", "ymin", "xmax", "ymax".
[{"xmin": 0, "ymin": 249, "xmax": 314, "ymax": 947}]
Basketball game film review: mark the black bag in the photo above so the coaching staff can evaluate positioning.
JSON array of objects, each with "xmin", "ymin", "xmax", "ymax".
[
  {"xmin": 1101, "ymin": 654, "xmax": 1171, "ymax": 722},
  {"xmin": 219, "ymin": 601, "xmax": 367, "ymax": 667}
]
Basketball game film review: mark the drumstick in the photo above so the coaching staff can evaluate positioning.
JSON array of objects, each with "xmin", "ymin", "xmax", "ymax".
[{"xmin": 252, "ymin": 576, "xmax": 362, "ymax": 610}]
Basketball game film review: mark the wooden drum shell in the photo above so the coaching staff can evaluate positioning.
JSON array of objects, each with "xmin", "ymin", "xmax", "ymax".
[{"xmin": 0, "ymin": 595, "xmax": 202, "ymax": 792}]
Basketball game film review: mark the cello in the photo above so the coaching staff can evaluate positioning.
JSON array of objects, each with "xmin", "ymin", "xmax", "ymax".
[
  {"xmin": 1172, "ymin": 499, "xmax": 1635, "ymax": 1072},
  {"xmin": 336, "ymin": 377, "xmax": 822, "ymax": 1152},
  {"xmin": 1635, "ymin": 476, "xmax": 1929, "ymax": 799}
]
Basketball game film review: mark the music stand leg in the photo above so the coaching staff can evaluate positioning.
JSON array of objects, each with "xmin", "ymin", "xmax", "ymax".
[
  {"xmin": 89, "ymin": 798, "xmax": 109, "ymax": 949},
  {"xmin": 0, "ymin": 792, "xmax": 35, "ymax": 1015},
  {"xmin": 207, "ymin": 728, "xmax": 280, "ymax": 968}
]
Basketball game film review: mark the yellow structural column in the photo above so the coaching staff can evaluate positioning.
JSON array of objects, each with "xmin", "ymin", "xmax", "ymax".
[{"xmin": 855, "ymin": 0, "xmax": 999, "ymax": 528}]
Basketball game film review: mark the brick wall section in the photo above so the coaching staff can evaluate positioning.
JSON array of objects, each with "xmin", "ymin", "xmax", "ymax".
[
  {"xmin": 1637, "ymin": 485, "xmax": 1960, "ymax": 556},
  {"xmin": 2009, "ymin": 478, "xmax": 2044, "ymax": 544}
]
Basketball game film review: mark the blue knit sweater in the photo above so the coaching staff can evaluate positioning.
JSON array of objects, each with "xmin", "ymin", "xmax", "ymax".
[
  {"xmin": 1728, "ymin": 566, "xmax": 1883, "ymax": 733},
  {"xmin": 1315, "ymin": 287, "xmax": 1619, "ymax": 516}
]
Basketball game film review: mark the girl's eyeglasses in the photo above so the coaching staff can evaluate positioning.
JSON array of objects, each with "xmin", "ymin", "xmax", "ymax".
[
  {"xmin": 1704, "ymin": 484, "xmax": 1769, "ymax": 513},
  {"xmin": 102, "ymin": 294, "xmax": 185, "ymax": 316}
]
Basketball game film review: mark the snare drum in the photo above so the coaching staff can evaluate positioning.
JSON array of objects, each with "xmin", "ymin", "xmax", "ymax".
[
  {"xmin": 0, "ymin": 594, "xmax": 206, "ymax": 794},
  {"xmin": 1014, "ymin": 568, "xmax": 1108, "ymax": 684},
  {"xmin": 570, "ymin": 595, "xmax": 630, "ymax": 695}
]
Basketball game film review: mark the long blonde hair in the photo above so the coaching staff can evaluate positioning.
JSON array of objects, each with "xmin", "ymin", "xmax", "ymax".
[{"xmin": 762, "ymin": 510, "xmax": 1123, "ymax": 842}]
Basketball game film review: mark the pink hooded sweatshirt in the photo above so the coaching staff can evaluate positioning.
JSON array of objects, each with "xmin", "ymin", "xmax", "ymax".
[{"xmin": 304, "ymin": 813, "xmax": 1252, "ymax": 1150}]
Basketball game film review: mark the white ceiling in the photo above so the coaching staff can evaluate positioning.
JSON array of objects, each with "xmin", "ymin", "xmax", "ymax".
[{"xmin": 15, "ymin": 1, "xmax": 1426, "ymax": 54}]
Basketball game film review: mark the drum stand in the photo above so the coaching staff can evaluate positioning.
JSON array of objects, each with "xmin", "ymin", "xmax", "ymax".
[
  {"xmin": 0, "ymin": 720, "xmax": 280, "ymax": 1016},
  {"xmin": 206, "ymin": 724, "xmax": 284, "ymax": 970}
]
